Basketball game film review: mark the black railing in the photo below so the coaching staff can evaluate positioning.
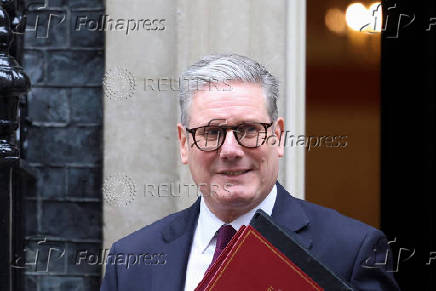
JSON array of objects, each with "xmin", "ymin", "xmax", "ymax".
[{"xmin": 0, "ymin": 0, "xmax": 30, "ymax": 290}]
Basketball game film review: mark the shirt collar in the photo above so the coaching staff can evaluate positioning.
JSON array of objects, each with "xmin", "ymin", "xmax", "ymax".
[{"xmin": 196, "ymin": 184, "xmax": 277, "ymax": 253}]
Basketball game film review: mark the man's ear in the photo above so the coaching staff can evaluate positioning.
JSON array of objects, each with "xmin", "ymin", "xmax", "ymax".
[
  {"xmin": 177, "ymin": 123, "xmax": 189, "ymax": 164},
  {"xmin": 275, "ymin": 117, "xmax": 285, "ymax": 158}
]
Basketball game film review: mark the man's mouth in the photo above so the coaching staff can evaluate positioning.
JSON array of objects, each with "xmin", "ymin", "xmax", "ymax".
[{"xmin": 218, "ymin": 169, "xmax": 251, "ymax": 176}]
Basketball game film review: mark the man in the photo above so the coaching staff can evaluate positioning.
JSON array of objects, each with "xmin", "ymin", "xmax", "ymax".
[{"xmin": 101, "ymin": 54, "xmax": 399, "ymax": 290}]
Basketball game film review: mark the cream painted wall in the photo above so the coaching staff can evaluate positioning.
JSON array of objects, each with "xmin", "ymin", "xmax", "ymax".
[{"xmin": 103, "ymin": 0, "xmax": 305, "ymax": 254}]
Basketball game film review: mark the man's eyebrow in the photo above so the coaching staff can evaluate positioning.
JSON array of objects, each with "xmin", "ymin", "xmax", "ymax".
[
  {"xmin": 220, "ymin": 120, "xmax": 264, "ymax": 125},
  {"xmin": 237, "ymin": 119, "xmax": 264, "ymax": 123},
  {"xmin": 190, "ymin": 119, "xmax": 266, "ymax": 128},
  {"xmin": 208, "ymin": 119, "xmax": 263, "ymax": 125}
]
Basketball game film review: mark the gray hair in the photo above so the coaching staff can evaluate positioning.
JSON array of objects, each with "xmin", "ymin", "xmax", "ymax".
[{"xmin": 179, "ymin": 54, "xmax": 279, "ymax": 127}]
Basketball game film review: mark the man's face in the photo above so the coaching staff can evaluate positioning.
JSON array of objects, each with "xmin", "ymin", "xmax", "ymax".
[{"xmin": 177, "ymin": 82, "xmax": 284, "ymax": 219}]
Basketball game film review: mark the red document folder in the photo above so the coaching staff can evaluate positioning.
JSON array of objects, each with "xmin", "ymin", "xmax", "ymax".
[
  {"xmin": 196, "ymin": 225, "xmax": 322, "ymax": 290},
  {"xmin": 195, "ymin": 210, "xmax": 352, "ymax": 291}
]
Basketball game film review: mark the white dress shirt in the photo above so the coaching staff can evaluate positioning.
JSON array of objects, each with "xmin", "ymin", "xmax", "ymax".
[{"xmin": 184, "ymin": 185, "xmax": 277, "ymax": 291}]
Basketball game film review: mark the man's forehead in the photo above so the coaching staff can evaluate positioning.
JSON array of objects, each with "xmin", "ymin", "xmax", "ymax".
[
  {"xmin": 190, "ymin": 113, "xmax": 269, "ymax": 127},
  {"xmin": 187, "ymin": 81, "xmax": 269, "ymax": 126},
  {"xmin": 190, "ymin": 83, "xmax": 267, "ymax": 108}
]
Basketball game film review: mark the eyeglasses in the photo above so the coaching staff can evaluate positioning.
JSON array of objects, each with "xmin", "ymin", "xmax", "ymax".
[{"xmin": 186, "ymin": 122, "xmax": 273, "ymax": 151}]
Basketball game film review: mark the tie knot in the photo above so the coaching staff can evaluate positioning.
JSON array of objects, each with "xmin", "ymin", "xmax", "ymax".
[
  {"xmin": 208, "ymin": 225, "xmax": 237, "ymax": 269},
  {"xmin": 215, "ymin": 225, "xmax": 236, "ymax": 250}
]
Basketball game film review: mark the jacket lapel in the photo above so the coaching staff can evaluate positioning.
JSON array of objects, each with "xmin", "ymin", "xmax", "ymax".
[
  {"xmin": 152, "ymin": 198, "xmax": 200, "ymax": 291},
  {"xmin": 271, "ymin": 182, "xmax": 313, "ymax": 249}
]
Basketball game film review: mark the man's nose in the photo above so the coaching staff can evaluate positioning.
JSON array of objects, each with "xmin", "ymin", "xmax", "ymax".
[{"xmin": 219, "ymin": 129, "xmax": 244, "ymax": 159}]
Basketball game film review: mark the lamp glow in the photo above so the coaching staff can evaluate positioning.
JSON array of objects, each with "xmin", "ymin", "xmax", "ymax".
[
  {"xmin": 325, "ymin": 8, "xmax": 346, "ymax": 34},
  {"xmin": 345, "ymin": 3, "xmax": 369, "ymax": 31}
]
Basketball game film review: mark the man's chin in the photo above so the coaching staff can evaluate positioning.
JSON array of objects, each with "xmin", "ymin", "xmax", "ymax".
[{"xmin": 208, "ymin": 186, "xmax": 257, "ymax": 206}]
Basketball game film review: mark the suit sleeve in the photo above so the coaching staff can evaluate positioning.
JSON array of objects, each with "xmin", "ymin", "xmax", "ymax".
[
  {"xmin": 100, "ymin": 243, "xmax": 119, "ymax": 291},
  {"xmin": 350, "ymin": 229, "xmax": 400, "ymax": 290}
]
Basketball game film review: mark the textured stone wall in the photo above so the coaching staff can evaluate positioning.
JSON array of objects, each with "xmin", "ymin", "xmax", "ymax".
[{"xmin": 22, "ymin": 0, "xmax": 104, "ymax": 289}]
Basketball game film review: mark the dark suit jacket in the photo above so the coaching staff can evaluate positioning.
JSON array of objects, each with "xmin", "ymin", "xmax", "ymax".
[{"xmin": 101, "ymin": 182, "xmax": 400, "ymax": 290}]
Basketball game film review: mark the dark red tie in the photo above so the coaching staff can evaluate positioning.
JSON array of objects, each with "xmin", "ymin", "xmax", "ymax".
[{"xmin": 210, "ymin": 225, "xmax": 236, "ymax": 266}]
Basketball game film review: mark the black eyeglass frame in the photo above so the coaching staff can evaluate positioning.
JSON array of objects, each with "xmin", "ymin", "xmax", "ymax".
[{"xmin": 186, "ymin": 122, "xmax": 274, "ymax": 152}]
